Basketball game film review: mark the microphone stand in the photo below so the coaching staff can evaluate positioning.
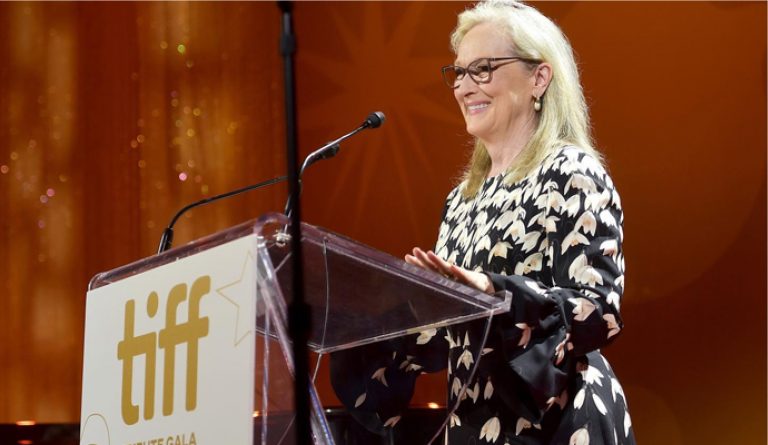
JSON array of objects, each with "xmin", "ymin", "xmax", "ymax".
[
  {"xmin": 278, "ymin": 2, "xmax": 312, "ymax": 444},
  {"xmin": 156, "ymin": 175, "xmax": 287, "ymax": 254}
]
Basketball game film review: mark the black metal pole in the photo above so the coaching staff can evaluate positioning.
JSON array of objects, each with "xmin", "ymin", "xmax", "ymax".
[{"xmin": 278, "ymin": 1, "xmax": 311, "ymax": 444}]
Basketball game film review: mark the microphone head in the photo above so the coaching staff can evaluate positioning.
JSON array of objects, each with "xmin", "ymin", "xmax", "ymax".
[{"xmin": 364, "ymin": 111, "xmax": 386, "ymax": 129}]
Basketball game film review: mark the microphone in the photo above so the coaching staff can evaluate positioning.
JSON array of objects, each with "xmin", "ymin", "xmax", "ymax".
[
  {"xmin": 364, "ymin": 111, "xmax": 385, "ymax": 128},
  {"xmin": 299, "ymin": 111, "xmax": 385, "ymax": 176},
  {"xmin": 285, "ymin": 111, "xmax": 386, "ymax": 215},
  {"xmin": 156, "ymin": 175, "xmax": 287, "ymax": 254}
]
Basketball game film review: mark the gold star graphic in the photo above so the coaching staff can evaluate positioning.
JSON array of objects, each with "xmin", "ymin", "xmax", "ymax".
[{"xmin": 216, "ymin": 251, "xmax": 256, "ymax": 346}]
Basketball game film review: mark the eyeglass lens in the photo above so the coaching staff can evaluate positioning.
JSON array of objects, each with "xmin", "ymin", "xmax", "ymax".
[{"xmin": 444, "ymin": 59, "xmax": 493, "ymax": 88}]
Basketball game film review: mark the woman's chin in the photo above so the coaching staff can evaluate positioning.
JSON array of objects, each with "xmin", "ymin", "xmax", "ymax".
[{"xmin": 465, "ymin": 124, "xmax": 490, "ymax": 141}]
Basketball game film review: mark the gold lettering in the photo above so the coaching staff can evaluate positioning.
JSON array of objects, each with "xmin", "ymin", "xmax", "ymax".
[
  {"xmin": 159, "ymin": 283, "xmax": 187, "ymax": 416},
  {"xmin": 186, "ymin": 278, "xmax": 209, "ymax": 412},
  {"xmin": 117, "ymin": 293, "xmax": 158, "ymax": 425},
  {"xmin": 119, "ymin": 276, "xmax": 210, "ymax": 425},
  {"xmin": 158, "ymin": 277, "xmax": 210, "ymax": 415},
  {"xmin": 132, "ymin": 432, "xmax": 195, "ymax": 445}
]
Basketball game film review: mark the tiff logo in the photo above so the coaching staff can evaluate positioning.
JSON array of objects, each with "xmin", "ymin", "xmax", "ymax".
[{"xmin": 117, "ymin": 276, "xmax": 210, "ymax": 425}]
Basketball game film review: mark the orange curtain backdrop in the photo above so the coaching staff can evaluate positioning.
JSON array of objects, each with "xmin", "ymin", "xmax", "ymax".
[
  {"xmin": 0, "ymin": 2, "xmax": 285, "ymax": 422},
  {"xmin": 0, "ymin": 2, "xmax": 765, "ymax": 445}
]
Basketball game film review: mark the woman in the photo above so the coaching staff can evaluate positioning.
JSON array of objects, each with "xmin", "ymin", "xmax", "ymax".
[{"xmin": 332, "ymin": 1, "xmax": 634, "ymax": 443}]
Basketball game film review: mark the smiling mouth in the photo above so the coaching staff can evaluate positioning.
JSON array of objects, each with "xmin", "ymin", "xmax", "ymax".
[{"xmin": 467, "ymin": 103, "xmax": 489, "ymax": 114}]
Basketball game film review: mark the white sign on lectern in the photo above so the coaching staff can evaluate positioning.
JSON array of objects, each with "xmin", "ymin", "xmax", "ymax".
[{"xmin": 81, "ymin": 235, "xmax": 258, "ymax": 445}]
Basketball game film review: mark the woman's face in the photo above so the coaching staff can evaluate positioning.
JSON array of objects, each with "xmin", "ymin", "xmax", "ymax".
[{"xmin": 454, "ymin": 22, "xmax": 537, "ymax": 143}]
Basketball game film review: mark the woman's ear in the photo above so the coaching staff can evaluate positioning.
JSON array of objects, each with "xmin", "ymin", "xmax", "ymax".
[{"xmin": 533, "ymin": 62, "xmax": 553, "ymax": 97}]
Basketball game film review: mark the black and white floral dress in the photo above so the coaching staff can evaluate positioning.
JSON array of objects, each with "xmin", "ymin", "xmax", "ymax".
[{"xmin": 331, "ymin": 146, "xmax": 635, "ymax": 445}]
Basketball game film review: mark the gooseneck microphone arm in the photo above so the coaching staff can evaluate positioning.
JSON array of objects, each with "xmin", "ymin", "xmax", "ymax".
[
  {"xmin": 156, "ymin": 109, "xmax": 387, "ymax": 254},
  {"xmin": 299, "ymin": 111, "xmax": 386, "ymax": 177},
  {"xmin": 284, "ymin": 111, "xmax": 386, "ymax": 216},
  {"xmin": 156, "ymin": 175, "xmax": 287, "ymax": 254}
]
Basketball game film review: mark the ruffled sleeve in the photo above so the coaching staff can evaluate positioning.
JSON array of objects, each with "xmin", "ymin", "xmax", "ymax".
[
  {"xmin": 329, "ymin": 328, "xmax": 449, "ymax": 435},
  {"xmin": 487, "ymin": 148, "xmax": 626, "ymax": 419}
]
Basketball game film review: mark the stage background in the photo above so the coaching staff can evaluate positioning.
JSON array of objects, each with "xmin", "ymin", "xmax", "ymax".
[{"xmin": 0, "ymin": 2, "xmax": 765, "ymax": 444}]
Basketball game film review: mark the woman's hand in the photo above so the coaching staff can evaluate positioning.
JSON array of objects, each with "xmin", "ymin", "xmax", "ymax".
[{"xmin": 404, "ymin": 247, "xmax": 494, "ymax": 294}]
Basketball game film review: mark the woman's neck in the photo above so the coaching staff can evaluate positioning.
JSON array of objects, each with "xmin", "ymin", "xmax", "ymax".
[{"xmin": 483, "ymin": 116, "xmax": 536, "ymax": 178}]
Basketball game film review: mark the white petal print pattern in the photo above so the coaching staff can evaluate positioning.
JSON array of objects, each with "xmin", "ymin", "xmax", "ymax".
[
  {"xmin": 457, "ymin": 349, "xmax": 474, "ymax": 370},
  {"xmin": 570, "ymin": 428, "xmax": 590, "ymax": 445},
  {"xmin": 488, "ymin": 241, "xmax": 513, "ymax": 261},
  {"xmin": 575, "ymin": 211, "xmax": 597, "ymax": 235},
  {"xmin": 565, "ymin": 173, "xmax": 597, "ymax": 194},
  {"xmin": 515, "ymin": 417, "xmax": 532, "ymax": 435},
  {"xmin": 330, "ymin": 146, "xmax": 633, "ymax": 445},
  {"xmin": 416, "ymin": 328, "xmax": 437, "ymax": 345},
  {"xmin": 624, "ymin": 412, "xmax": 632, "ymax": 437},
  {"xmin": 371, "ymin": 367, "xmax": 388, "ymax": 387},
  {"xmin": 514, "ymin": 252, "xmax": 543, "ymax": 275},
  {"xmin": 515, "ymin": 322, "xmax": 532, "ymax": 348},
  {"xmin": 603, "ymin": 314, "xmax": 622, "ymax": 339},
  {"xmin": 568, "ymin": 253, "xmax": 605, "ymax": 286},
  {"xmin": 610, "ymin": 378, "xmax": 626, "ymax": 403},
  {"xmin": 574, "ymin": 388, "xmax": 586, "ymax": 409},
  {"xmin": 580, "ymin": 365, "xmax": 605, "ymax": 386},
  {"xmin": 593, "ymin": 394, "xmax": 608, "ymax": 415},
  {"xmin": 382, "ymin": 415, "xmax": 400, "ymax": 428},
  {"xmin": 450, "ymin": 413, "xmax": 461, "ymax": 428},
  {"xmin": 452, "ymin": 377, "xmax": 462, "ymax": 398},
  {"xmin": 562, "ymin": 230, "xmax": 590, "ymax": 254},
  {"xmin": 479, "ymin": 417, "xmax": 501, "ymax": 442},
  {"xmin": 484, "ymin": 379, "xmax": 494, "ymax": 400},
  {"xmin": 569, "ymin": 298, "xmax": 597, "ymax": 322},
  {"xmin": 467, "ymin": 381, "xmax": 480, "ymax": 403}
]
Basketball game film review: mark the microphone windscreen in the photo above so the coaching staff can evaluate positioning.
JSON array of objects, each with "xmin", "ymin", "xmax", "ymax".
[{"xmin": 365, "ymin": 111, "xmax": 386, "ymax": 129}]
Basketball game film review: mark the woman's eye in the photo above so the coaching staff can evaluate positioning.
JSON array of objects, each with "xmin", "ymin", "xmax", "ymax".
[{"xmin": 469, "ymin": 64, "xmax": 490, "ymax": 76}]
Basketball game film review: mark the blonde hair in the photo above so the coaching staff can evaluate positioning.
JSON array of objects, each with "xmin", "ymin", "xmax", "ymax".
[{"xmin": 451, "ymin": 0, "xmax": 601, "ymax": 199}]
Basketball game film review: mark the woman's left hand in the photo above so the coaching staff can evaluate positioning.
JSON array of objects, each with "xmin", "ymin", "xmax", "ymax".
[{"xmin": 405, "ymin": 247, "xmax": 494, "ymax": 294}]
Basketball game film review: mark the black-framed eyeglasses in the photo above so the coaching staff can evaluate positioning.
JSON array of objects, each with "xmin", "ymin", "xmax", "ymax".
[{"xmin": 441, "ymin": 56, "xmax": 541, "ymax": 89}]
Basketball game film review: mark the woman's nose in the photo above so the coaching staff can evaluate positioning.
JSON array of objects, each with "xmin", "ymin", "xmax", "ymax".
[{"xmin": 454, "ymin": 74, "xmax": 476, "ymax": 97}]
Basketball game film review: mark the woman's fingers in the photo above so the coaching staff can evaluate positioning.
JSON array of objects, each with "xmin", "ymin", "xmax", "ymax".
[
  {"xmin": 406, "ymin": 248, "xmax": 440, "ymax": 273},
  {"xmin": 406, "ymin": 247, "xmax": 492, "ymax": 293},
  {"xmin": 404, "ymin": 254, "xmax": 426, "ymax": 268},
  {"xmin": 450, "ymin": 264, "xmax": 493, "ymax": 293},
  {"xmin": 412, "ymin": 248, "xmax": 455, "ymax": 277},
  {"xmin": 426, "ymin": 250, "xmax": 453, "ymax": 276},
  {"xmin": 413, "ymin": 248, "xmax": 441, "ymax": 273},
  {"xmin": 448, "ymin": 264, "xmax": 477, "ymax": 288}
]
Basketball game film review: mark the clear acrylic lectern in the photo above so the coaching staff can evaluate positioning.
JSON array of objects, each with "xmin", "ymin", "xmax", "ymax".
[{"xmin": 86, "ymin": 213, "xmax": 511, "ymax": 445}]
